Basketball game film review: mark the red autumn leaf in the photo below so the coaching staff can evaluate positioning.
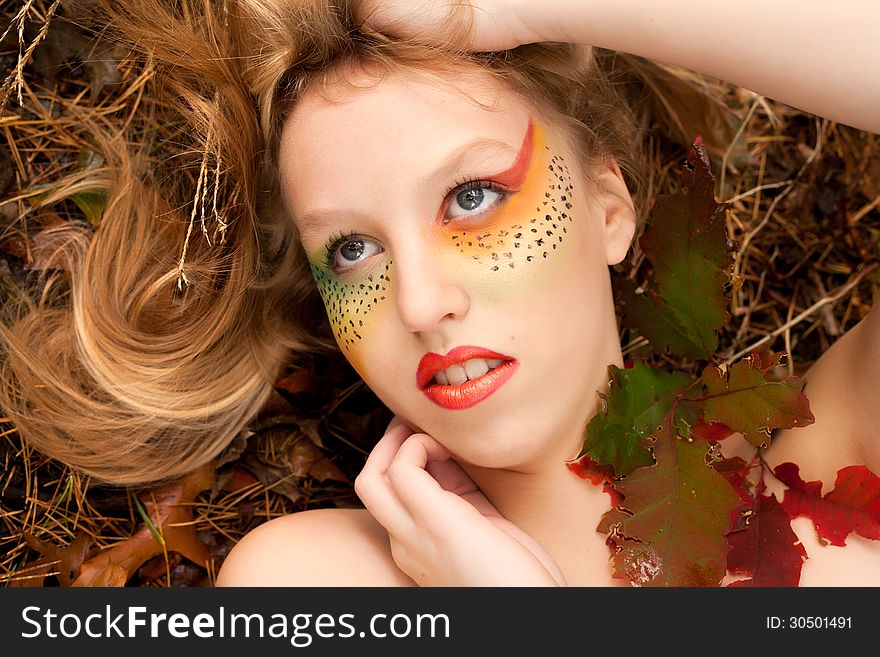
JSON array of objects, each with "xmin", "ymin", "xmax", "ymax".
[
  {"xmin": 690, "ymin": 351, "xmax": 814, "ymax": 448},
  {"xmin": 712, "ymin": 456, "xmax": 755, "ymax": 528},
  {"xmin": 566, "ymin": 455, "xmax": 622, "ymax": 507},
  {"xmin": 726, "ymin": 492, "xmax": 807, "ymax": 586},
  {"xmin": 692, "ymin": 419, "xmax": 735, "ymax": 442},
  {"xmin": 775, "ymin": 462, "xmax": 880, "ymax": 547},
  {"xmin": 566, "ymin": 453, "xmax": 615, "ymax": 486},
  {"xmin": 598, "ymin": 422, "xmax": 742, "ymax": 586}
]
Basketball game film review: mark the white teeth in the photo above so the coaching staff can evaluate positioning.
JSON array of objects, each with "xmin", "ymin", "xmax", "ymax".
[
  {"xmin": 463, "ymin": 358, "xmax": 490, "ymax": 380},
  {"xmin": 432, "ymin": 358, "xmax": 506, "ymax": 385},
  {"xmin": 445, "ymin": 363, "xmax": 468, "ymax": 386}
]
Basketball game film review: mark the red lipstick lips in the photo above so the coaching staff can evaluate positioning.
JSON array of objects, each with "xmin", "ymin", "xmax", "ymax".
[{"xmin": 417, "ymin": 346, "xmax": 518, "ymax": 410}]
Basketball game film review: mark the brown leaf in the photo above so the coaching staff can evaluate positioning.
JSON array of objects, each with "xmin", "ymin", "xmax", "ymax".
[
  {"xmin": 87, "ymin": 563, "xmax": 129, "ymax": 587},
  {"xmin": 288, "ymin": 435, "xmax": 348, "ymax": 483},
  {"xmin": 0, "ymin": 211, "xmax": 72, "ymax": 270},
  {"xmin": 242, "ymin": 452, "xmax": 304, "ymax": 504},
  {"xmin": 215, "ymin": 464, "xmax": 259, "ymax": 494},
  {"xmin": 71, "ymin": 464, "xmax": 214, "ymax": 586},
  {"xmin": 0, "ymin": 145, "xmax": 14, "ymax": 196},
  {"xmin": 275, "ymin": 369, "xmax": 319, "ymax": 396},
  {"xmin": 21, "ymin": 530, "xmax": 93, "ymax": 587}
]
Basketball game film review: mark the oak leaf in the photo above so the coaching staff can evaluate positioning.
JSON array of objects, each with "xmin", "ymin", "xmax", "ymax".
[
  {"xmin": 775, "ymin": 462, "xmax": 880, "ymax": 546},
  {"xmin": 689, "ymin": 352, "xmax": 814, "ymax": 448},
  {"xmin": 579, "ymin": 361, "xmax": 691, "ymax": 477},
  {"xmin": 599, "ymin": 423, "xmax": 742, "ymax": 586},
  {"xmin": 71, "ymin": 464, "xmax": 214, "ymax": 586},
  {"xmin": 622, "ymin": 137, "xmax": 733, "ymax": 359},
  {"xmin": 726, "ymin": 491, "xmax": 807, "ymax": 587},
  {"xmin": 15, "ymin": 531, "xmax": 93, "ymax": 587}
]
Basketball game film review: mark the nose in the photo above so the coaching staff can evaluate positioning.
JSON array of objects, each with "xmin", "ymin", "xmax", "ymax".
[{"xmin": 393, "ymin": 247, "xmax": 470, "ymax": 334}]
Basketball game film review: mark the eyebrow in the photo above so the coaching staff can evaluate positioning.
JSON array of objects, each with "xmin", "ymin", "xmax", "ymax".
[{"xmin": 296, "ymin": 119, "xmax": 535, "ymax": 244}]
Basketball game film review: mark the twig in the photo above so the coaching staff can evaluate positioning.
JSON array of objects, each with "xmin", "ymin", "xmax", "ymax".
[{"xmin": 724, "ymin": 262, "xmax": 879, "ymax": 365}]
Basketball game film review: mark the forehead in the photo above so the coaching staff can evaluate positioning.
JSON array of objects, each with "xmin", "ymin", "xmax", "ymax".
[{"xmin": 278, "ymin": 67, "xmax": 537, "ymax": 218}]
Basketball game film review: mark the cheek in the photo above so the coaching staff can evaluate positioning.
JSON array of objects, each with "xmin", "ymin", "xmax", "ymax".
[
  {"xmin": 440, "ymin": 148, "xmax": 578, "ymax": 298},
  {"xmin": 309, "ymin": 260, "xmax": 394, "ymax": 372}
]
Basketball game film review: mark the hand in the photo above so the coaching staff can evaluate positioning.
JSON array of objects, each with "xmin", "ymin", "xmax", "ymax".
[
  {"xmin": 354, "ymin": 0, "xmax": 548, "ymax": 52},
  {"xmin": 355, "ymin": 416, "xmax": 566, "ymax": 586}
]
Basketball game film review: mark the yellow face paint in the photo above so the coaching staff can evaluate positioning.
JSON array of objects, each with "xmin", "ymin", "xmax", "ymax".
[{"xmin": 438, "ymin": 120, "xmax": 576, "ymax": 296}]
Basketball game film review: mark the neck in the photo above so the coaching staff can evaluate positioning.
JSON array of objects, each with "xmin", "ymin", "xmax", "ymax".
[{"xmin": 462, "ymin": 391, "xmax": 620, "ymax": 586}]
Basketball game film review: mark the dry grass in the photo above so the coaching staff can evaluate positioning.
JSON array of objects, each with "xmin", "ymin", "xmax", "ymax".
[{"xmin": 1, "ymin": 2, "xmax": 878, "ymax": 587}]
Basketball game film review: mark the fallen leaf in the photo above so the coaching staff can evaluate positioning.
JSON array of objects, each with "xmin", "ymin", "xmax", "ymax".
[
  {"xmin": 17, "ymin": 531, "xmax": 93, "ymax": 586},
  {"xmin": 288, "ymin": 435, "xmax": 347, "ymax": 483},
  {"xmin": 71, "ymin": 463, "xmax": 214, "ymax": 586}
]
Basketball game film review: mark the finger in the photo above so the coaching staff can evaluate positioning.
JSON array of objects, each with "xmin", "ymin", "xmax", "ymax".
[
  {"xmin": 426, "ymin": 457, "xmax": 479, "ymax": 496},
  {"xmin": 354, "ymin": 422, "xmax": 415, "ymax": 532},
  {"xmin": 385, "ymin": 413, "xmax": 411, "ymax": 433},
  {"xmin": 360, "ymin": 420, "xmax": 412, "ymax": 477},
  {"xmin": 386, "ymin": 433, "xmax": 482, "ymax": 523}
]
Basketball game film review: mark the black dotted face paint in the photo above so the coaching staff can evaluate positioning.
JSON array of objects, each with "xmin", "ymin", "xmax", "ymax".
[
  {"xmin": 309, "ymin": 261, "xmax": 393, "ymax": 351},
  {"xmin": 442, "ymin": 122, "xmax": 575, "ymax": 279}
]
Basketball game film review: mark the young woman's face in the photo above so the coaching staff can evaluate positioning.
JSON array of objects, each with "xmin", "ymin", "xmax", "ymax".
[{"xmin": 280, "ymin": 67, "xmax": 635, "ymax": 470}]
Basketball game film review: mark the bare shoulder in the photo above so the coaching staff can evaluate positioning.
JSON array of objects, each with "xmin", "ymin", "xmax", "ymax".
[
  {"xmin": 766, "ymin": 298, "xmax": 880, "ymax": 480},
  {"xmin": 215, "ymin": 508, "xmax": 414, "ymax": 587}
]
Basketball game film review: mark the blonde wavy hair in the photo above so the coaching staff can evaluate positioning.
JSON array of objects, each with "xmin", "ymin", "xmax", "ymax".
[{"xmin": 0, "ymin": 0, "xmax": 725, "ymax": 485}]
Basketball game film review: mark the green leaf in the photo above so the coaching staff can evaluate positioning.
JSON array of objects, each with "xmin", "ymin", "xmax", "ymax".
[
  {"xmin": 71, "ymin": 189, "xmax": 107, "ymax": 227},
  {"xmin": 599, "ymin": 422, "xmax": 742, "ymax": 586},
  {"xmin": 581, "ymin": 361, "xmax": 691, "ymax": 477},
  {"xmin": 619, "ymin": 281, "xmax": 708, "ymax": 360},
  {"xmin": 688, "ymin": 351, "xmax": 815, "ymax": 448},
  {"xmin": 625, "ymin": 138, "xmax": 733, "ymax": 359}
]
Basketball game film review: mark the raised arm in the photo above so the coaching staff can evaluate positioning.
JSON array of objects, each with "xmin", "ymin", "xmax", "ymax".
[{"xmin": 359, "ymin": 0, "xmax": 880, "ymax": 134}]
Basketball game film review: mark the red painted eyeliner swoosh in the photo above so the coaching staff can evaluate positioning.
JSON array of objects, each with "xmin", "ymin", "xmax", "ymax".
[{"xmin": 416, "ymin": 346, "xmax": 518, "ymax": 410}]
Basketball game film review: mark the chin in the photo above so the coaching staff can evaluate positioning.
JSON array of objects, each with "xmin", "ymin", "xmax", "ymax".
[{"xmin": 419, "ymin": 412, "xmax": 561, "ymax": 471}]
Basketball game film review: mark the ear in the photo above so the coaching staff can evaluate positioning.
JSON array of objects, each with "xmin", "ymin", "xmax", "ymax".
[{"xmin": 594, "ymin": 159, "xmax": 636, "ymax": 266}]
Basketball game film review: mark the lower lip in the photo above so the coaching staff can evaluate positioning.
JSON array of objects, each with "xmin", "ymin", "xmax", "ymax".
[{"xmin": 421, "ymin": 360, "xmax": 519, "ymax": 410}]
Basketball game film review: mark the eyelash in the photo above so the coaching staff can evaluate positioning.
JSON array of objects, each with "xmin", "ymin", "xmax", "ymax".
[
  {"xmin": 320, "ymin": 180, "xmax": 512, "ymax": 273},
  {"xmin": 445, "ymin": 178, "xmax": 509, "ymax": 203},
  {"xmin": 321, "ymin": 230, "xmax": 360, "ymax": 273}
]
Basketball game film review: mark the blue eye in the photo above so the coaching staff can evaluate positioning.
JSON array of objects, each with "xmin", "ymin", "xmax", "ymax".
[
  {"xmin": 325, "ymin": 234, "xmax": 382, "ymax": 272},
  {"xmin": 445, "ymin": 182, "xmax": 505, "ymax": 220}
]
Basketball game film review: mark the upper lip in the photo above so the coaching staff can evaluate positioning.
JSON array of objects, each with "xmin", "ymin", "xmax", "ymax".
[{"xmin": 416, "ymin": 346, "xmax": 514, "ymax": 388}]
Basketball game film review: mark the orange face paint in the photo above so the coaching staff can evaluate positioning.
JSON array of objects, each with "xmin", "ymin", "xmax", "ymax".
[
  {"xmin": 487, "ymin": 119, "xmax": 534, "ymax": 189},
  {"xmin": 440, "ymin": 119, "xmax": 576, "ymax": 281}
]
